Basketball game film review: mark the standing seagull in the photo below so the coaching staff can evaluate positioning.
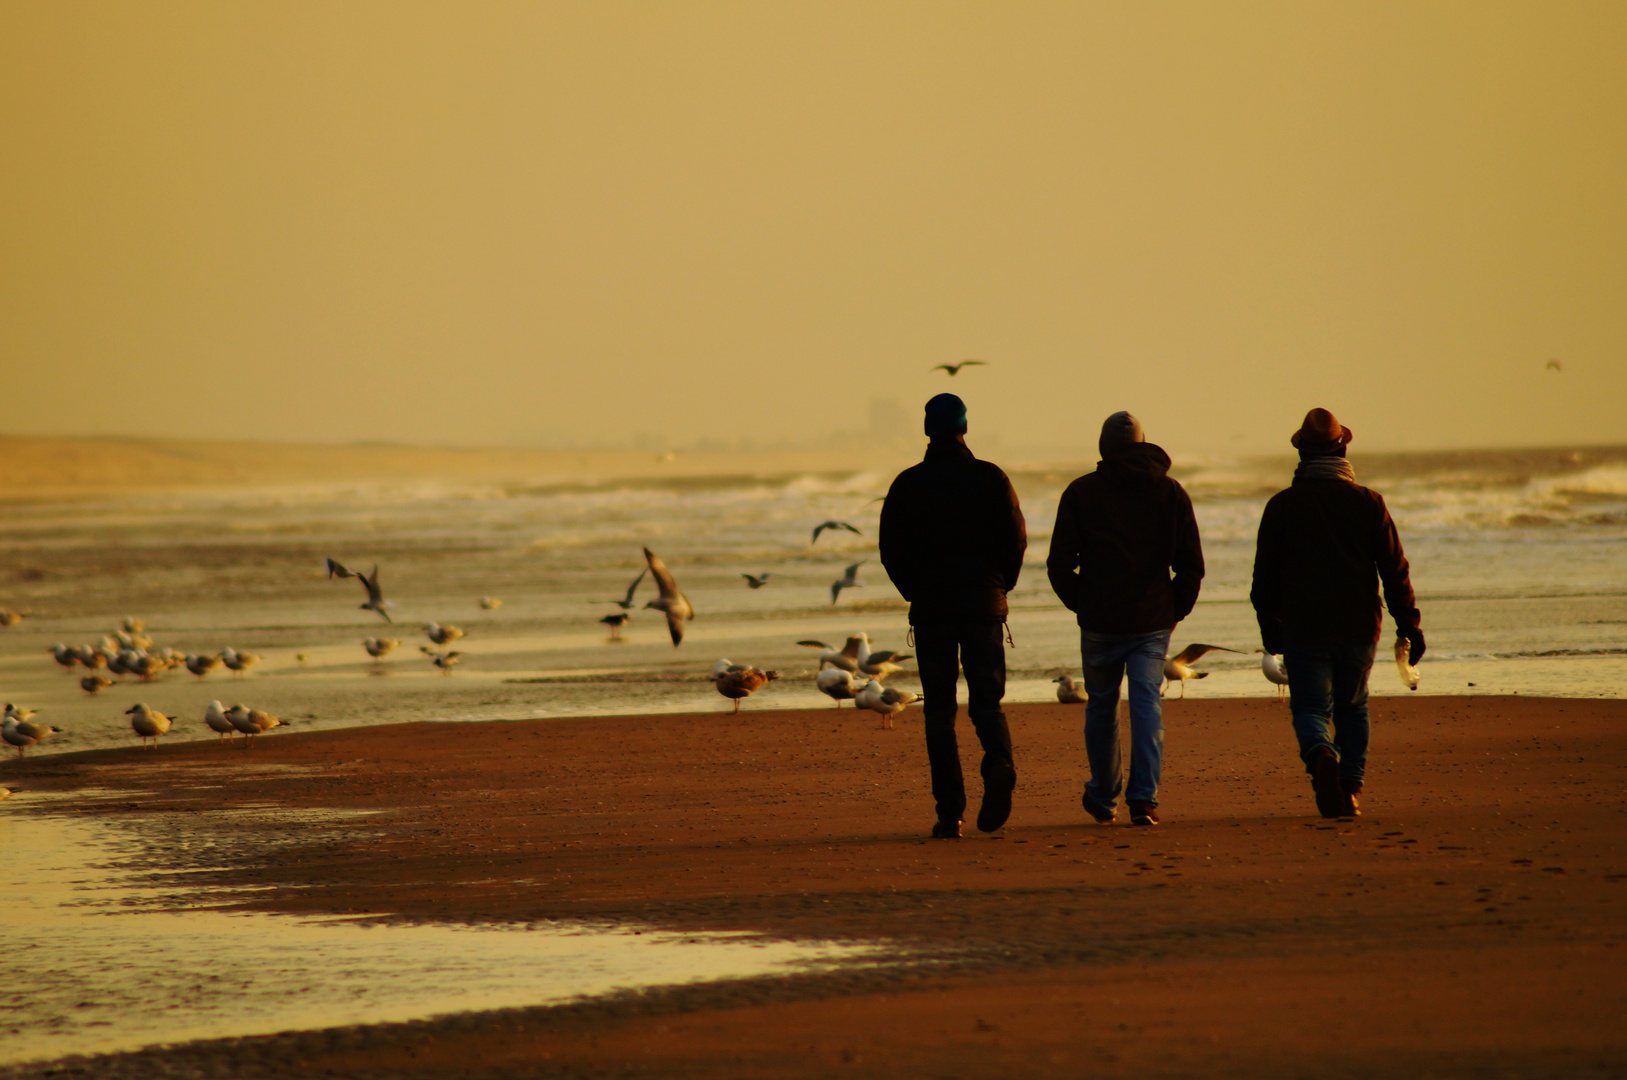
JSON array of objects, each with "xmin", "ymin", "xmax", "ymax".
[
  {"xmin": 930, "ymin": 360, "xmax": 988, "ymax": 376},
  {"xmin": 364, "ymin": 637, "xmax": 400, "ymax": 661},
  {"xmin": 221, "ymin": 647, "xmax": 260, "ymax": 677},
  {"xmin": 642, "ymin": 548, "xmax": 694, "ymax": 647},
  {"xmin": 325, "ymin": 558, "xmax": 392, "ymax": 621},
  {"xmin": 713, "ymin": 660, "xmax": 778, "ymax": 714},
  {"xmin": 816, "ymin": 666, "xmax": 860, "ymax": 707},
  {"xmin": 425, "ymin": 622, "xmax": 464, "ymax": 646},
  {"xmin": 185, "ymin": 653, "xmax": 221, "ymax": 679},
  {"xmin": 599, "ymin": 612, "xmax": 630, "ymax": 641},
  {"xmin": 1162, "ymin": 643, "xmax": 1240, "ymax": 698},
  {"xmin": 811, "ymin": 521, "xmax": 861, "ymax": 544},
  {"xmin": 3, "ymin": 710, "xmax": 60, "ymax": 757},
  {"xmin": 854, "ymin": 678, "xmax": 919, "ymax": 729},
  {"xmin": 598, "ymin": 568, "xmax": 648, "ymax": 610},
  {"xmin": 126, "ymin": 703, "xmax": 172, "ymax": 748},
  {"xmin": 204, "ymin": 700, "xmax": 236, "ymax": 743},
  {"xmin": 830, "ymin": 561, "xmax": 865, "ymax": 605},
  {"xmin": 1258, "ymin": 650, "xmax": 1289, "ymax": 702},
  {"xmin": 741, "ymin": 573, "xmax": 772, "ymax": 589}
]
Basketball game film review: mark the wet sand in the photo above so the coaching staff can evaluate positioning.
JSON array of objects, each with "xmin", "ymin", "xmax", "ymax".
[{"xmin": 4, "ymin": 694, "xmax": 1625, "ymax": 1078}]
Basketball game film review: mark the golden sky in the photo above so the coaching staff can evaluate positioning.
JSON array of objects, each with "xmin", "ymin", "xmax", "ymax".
[{"xmin": 3, "ymin": 2, "xmax": 1623, "ymax": 454}]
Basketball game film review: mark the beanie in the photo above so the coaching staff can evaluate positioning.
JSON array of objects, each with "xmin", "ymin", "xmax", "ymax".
[{"xmin": 924, "ymin": 394, "xmax": 968, "ymax": 438}]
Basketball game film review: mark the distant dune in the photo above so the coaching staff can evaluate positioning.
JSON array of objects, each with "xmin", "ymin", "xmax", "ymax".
[{"xmin": 0, "ymin": 435, "xmax": 918, "ymax": 496}]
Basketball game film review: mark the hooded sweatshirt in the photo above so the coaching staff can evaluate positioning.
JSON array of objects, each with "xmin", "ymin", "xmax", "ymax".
[{"xmin": 1046, "ymin": 443, "xmax": 1205, "ymax": 634}]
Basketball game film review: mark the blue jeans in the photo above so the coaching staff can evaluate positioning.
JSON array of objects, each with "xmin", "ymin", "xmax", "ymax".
[
  {"xmin": 1283, "ymin": 643, "xmax": 1376, "ymax": 789},
  {"xmin": 1080, "ymin": 629, "xmax": 1169, "ymax": 808}
]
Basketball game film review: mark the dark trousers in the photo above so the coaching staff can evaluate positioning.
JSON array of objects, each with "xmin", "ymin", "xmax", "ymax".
[
  {"xmin": 913, "ymin": 620, "xmax": 1013, "ymax": 824},
  {"xmin": 1284, "ymin": 642, "xmax": 1377, "ymax": 789}
]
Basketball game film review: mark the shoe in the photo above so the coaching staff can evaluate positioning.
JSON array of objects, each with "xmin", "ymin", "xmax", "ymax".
[
  {"xmin": 1128, "ymin": 800, "xmax": 1159, "ymax": 826},
  {"xmin": 1311, "ymin": 748, "xmax": 1344, "ymax": 818},
  {"xmin": 1081, "ymin": 790, "xmax": 1116, "ymax": 824},
  {"xmin": 1343, "ymin": 792, "xmax": 1361, "ymax": 817},
  {"xmin": 976, "ymin": 763, "xmax": 1016, "ymax": 833},
  {"xmin": 931, "ymin": 819, "xmax": 962, "ymax": 839}
]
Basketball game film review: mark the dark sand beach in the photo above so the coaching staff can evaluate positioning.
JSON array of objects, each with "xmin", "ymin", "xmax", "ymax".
[{"xmin": 4, "ymin": 694, "xmax": 1624, "ymax": 1078}]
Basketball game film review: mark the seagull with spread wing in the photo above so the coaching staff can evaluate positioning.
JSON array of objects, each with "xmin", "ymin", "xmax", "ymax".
[
  {"xmin": 597, "ymin": 567, "xmax": 648, "ymax": 609},
  {"xmin": 930, "ymin": 360, "xmax": 988, "ymax": 376},
  {"xmin": 811, "ymin": 520, "xmax": 862, "ymax": 544},
  {"xmin": 830, "ymin": 560, "xmax": 865, "ymax": 605},
  {"xmin": 1162, "ymin": 643, "xmax": 1240, "ymax": 698},
  {"xmin": 325, "ymin": 558, "xmax": 391, "ymax": 621},
  {"xmin": 642, "ymin": 548, "xmax": 694, "ymax": 646},
  {"xmin": 741, "ymin": 573, "xmax": 772, "ymax": 589}
]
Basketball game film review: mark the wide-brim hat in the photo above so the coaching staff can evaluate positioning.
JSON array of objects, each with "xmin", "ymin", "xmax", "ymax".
[{"xmin": 1290, "ymin": 407, "xmax": 1353, "ymax": 449}]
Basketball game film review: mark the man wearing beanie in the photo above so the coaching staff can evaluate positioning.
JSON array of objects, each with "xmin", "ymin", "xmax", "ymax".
[
  {"xmin": 1251, "ymin": 408, "xmax": 1423, "ymax": 818},
  {"xmin": 879, "ymin": 394, "xmax": 1027, "ymax": 838},
  {"xmin": 1047, "ymin": 411, "xmax": 1204, "ymax": 826}
]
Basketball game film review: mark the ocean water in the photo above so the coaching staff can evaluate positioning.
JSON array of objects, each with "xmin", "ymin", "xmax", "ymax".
[{"xmin": 0, "ymin": 444, "xmax": 1623, "ymax": 755}]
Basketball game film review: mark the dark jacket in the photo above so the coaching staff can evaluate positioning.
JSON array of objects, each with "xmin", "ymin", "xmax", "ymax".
[
  {"xmin": 879, "ymin": 438, "xmax": 1027, "ymax": 623},
  {"xmin": 1250, "ymin": 474, "xmax": 1420, "ymax": 650},
  {"xmin": 1046, "ymin": 443, "xmax": 1204, "ymax": 633}
]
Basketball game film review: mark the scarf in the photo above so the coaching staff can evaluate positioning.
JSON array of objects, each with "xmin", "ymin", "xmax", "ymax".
[{"xmin": 1294, "ymin": 456, "xmax": 1356, "ymax": 483}]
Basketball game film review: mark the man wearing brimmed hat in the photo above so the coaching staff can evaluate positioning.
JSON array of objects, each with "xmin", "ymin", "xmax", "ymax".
[
  {"xmin": 879, "ymin": 394, "xmax": 1027, "ymax": 839},
  {"xmin": 1251, "ymin": 408, "xmax": 1423, "ymax": 818},
  {"xmin": 1047, "ymin": 411, "xmax": 1205, "ymax": 826}
]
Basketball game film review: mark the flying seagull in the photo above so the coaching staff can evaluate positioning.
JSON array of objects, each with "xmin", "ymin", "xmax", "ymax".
[
  {"xmin": 741, "ymin": 573, "xmax": 772, "ymax": 589},
  {"xmin": 325, "ymin": 558, "xmax": 391, "ymax": 621},
  {"xmin": 812, "ymin": 520, "xmax": 861, "ymax": 544},
  {"xmin": 931, "ymin": 360, "xmax": 987, "ymax": 376},
  {"xmin": 1546, "ymin": 359, "xmax": 1563, "ymax": 372},
  {"xmin": 598, "ymin": 568, "xmax": 648, "ymax": 610},
  {"xmin": 830, "ymin": 560, "xmax": 866, "ymax": 605},
  {"xmin": 1162, "ymin": 643, "xmax": 1240, "ymax": 698},
  {"xmin": 642, "ymin": 548, "xmax": 694, "ymax": 647},
  {"xmin": 798, "ymin": 636, "xmax": 864, "ymax": 672}
]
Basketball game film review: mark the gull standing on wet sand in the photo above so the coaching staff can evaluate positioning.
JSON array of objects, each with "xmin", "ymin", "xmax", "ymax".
[
  {"xmin": 1258, "ymin": 650, "xmax": 1290, "ymax": 701},
  {"xmin": 204, "ymin": 700, "xmax": 236, "ymax": 743},
  {"xmin": 325, "ymin": 559, "xmax": 392, "ymax": 621},
  {"xmin": 126, "ymin": 703, "xmax": 172, "ymax": 748},
  {"xmin": 855, "ymin": 678, "xmax": 919, "ymax": 729},
  {"xmin": 816, "ymin": 666, "xmax": 860, "ymax": 707},
  {"xmin": 365, "ymin": 637, "xmax": 400, "ymax": 661},
  {"xmin": 3, "ymin": 709, "xmax": 61, "ymax": 757},
  {"xmin": 221, "ymin": 647, "xmax": 259, "ymax": 677},
  {"xmin": 426, "ymin": 622, "xmax": 464, "ymax": 646},
  {"xmin": 642, "ymin": 548, "xmax": 694, "ymax": 647},
  {"xmin": 226, "ymin": 704, "xmax": 282, "ymax": 746},
  {"xmin": 830, "ymin": 561, "xmax": 865, "ymax": 605},
  {"xmin": 712, "ymin": 660, "xmax": 777, "ymax": 713},
  {"xmin": 599, "ymin": 612, "xmax": 631, "ymax": 641}
]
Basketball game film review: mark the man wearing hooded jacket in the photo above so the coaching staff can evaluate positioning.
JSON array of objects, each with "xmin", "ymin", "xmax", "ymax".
[
  {"xmin": 1047, "ymin": 412, "xmax": 1204, "ymax": 826},
  {"xmin": 880, "ymin": 394, "xmax": 1027, "ymax": 839}
]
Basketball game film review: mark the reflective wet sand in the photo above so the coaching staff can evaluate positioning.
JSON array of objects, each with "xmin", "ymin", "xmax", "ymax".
[{"xmin": 0, "ymin": 797, "xmax": 895, "ymax": 1068}]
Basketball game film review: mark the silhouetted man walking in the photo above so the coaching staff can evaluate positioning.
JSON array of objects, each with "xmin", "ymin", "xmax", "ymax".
[
  {"xmin": 880, "ymin": 394, "xmax": 1027, "ymax": 838},
  {"xmin": 1251, "ymin": 408, "xmax": 1423, "ymax": 818},
  {"xmin": 1047, "ymin": 411, "xmax": 1204, "ymax": 826}
]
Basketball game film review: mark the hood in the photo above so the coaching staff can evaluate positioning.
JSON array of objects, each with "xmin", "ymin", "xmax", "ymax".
[{"xmin": 1097, "ymin": 442, "xmax": 1172, "ymax": 488}]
